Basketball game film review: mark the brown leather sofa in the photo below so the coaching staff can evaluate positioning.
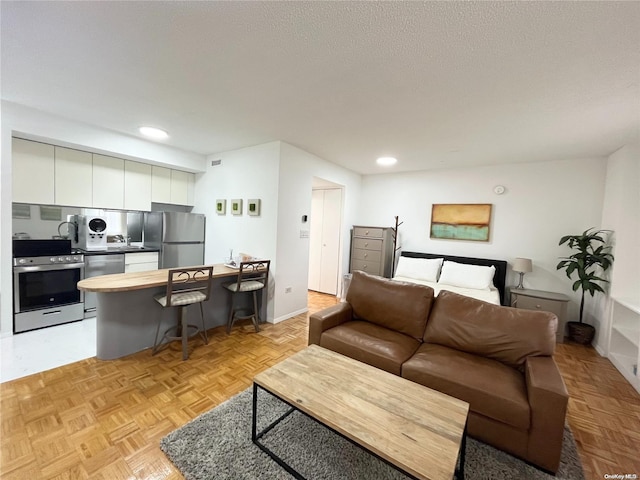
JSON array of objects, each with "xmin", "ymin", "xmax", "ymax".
[{"xmin": 309, "ymin": 271, "xmax": 569, "ymax": 473}]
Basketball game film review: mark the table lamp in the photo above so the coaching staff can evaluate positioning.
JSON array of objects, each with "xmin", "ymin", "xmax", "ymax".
[{"xmin": 513, "ymin": 257, "xmax": 532, "ymax": 289}]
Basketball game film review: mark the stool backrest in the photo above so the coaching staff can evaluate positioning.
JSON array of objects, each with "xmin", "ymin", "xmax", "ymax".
[
  {"xmin": 165, "ymin": 266, "xmax": 214, "ymax": 306},
  {"xmin": 235, "ymin": 260, "xmax": 270, "ymax": 287}
]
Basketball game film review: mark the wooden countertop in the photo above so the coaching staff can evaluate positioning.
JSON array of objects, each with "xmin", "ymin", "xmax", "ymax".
[{"xmin": 77, "ymin": 264, "xmax": 240, "ymax": 293}]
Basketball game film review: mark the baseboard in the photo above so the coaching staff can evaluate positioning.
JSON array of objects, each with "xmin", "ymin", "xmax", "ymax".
[
  {"xmin": 594, "ymin": 343, "xmax": 607, "ymax": 357},
  {"xmin": 272, "ymin": 307, "xmax": 308, "ymax": 324}
]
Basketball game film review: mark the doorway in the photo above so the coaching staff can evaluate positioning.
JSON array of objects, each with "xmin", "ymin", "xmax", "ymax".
[{"xmin": 308, "ymin": 179, "xmax": 343, "ymax": 296}]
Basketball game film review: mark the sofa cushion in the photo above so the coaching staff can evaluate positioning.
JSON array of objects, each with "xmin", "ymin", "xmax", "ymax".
[
  {"xmin": 320, "ymin": 320, "xmax": 421, "ymax": 375},
  {"xmin": 403, "ymin": 343, "xmax": 531, "ymax": 430},
  {"xmin": 347, "ymin": 271, "xmax": 434, "ymax": 340},
  {"xmin": 424, "ymin": 290, "xmax": 556, "ymax": 370}
]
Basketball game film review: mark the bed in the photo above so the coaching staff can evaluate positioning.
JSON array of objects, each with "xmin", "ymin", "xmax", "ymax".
[{"xmin": 392, "ymin": 251, "xmax": 508, "ymax": 306}]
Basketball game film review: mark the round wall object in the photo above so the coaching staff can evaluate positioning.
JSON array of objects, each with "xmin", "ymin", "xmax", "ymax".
[{"xmin": 493, "ymin": 185, "xmax": 506, "ymax": 195}]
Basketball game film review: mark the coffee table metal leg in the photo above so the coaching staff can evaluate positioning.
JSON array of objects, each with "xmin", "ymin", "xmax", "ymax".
[
  {"xmin": 455, "ymin": 420, "xmax": 468, "ymax": 479},
  {"xmin": 252, "ymin": 383, "xmax": 305, "ymax": 480}
]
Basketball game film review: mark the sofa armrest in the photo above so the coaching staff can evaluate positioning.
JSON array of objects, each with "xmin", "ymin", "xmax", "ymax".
[
  {"xmin": 308, "ymin": 303, "xmax": 353, "ymax": 346},
  {"xmin": 525, "ymin": 356, "xmax": 569, "ymax": 473}
]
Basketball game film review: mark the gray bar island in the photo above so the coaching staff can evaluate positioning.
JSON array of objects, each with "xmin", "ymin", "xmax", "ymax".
[{"xmin": 77, "ymin": 264, "xmax": 268, "ymax": 360}]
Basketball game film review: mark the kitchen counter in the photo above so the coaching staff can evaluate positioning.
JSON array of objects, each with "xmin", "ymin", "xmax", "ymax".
[
  {"xmin": 77, "ymin": 263, "xmax": 238, "ymax": 292},
  {"xmin": 76, "ymin": 262, "xmax": 268, "ymax": 360},
  {"xmin": 76, "ymin": 247, "xmax": 159, "ymax": 256}
]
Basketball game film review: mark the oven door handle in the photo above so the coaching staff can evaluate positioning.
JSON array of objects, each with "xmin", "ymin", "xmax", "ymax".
[{"xmin": 13, "ymin": 262, "xmax": 85, "ymax": 273}]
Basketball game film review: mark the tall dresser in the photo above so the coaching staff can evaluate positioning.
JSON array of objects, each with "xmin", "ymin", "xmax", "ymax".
[{"xmin": 349, "ymin": 226, "xmax": 394, "ymax": 278}]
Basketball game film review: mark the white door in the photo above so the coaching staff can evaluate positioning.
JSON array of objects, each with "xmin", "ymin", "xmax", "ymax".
[{"xmin": 308, "ymin": 188, "xmax": 342, "ymax": 295}]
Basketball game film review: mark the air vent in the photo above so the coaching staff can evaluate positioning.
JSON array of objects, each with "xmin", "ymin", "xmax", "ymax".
[{"xmin": 211, "ymin": 159, "xmax": 222, "ymax": 167}]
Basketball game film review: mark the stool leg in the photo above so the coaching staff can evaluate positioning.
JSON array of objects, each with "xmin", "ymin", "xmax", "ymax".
[
  {"xmin": 180, "ymin": 306, "xmax": 188, "ymax": 360},
  {"xmin": 226, "ymin": 293, "xmax": 235, "ymax": 334},
  {"xmin": 252, "ymin": 291, "xmax": 260, "ymax": 332},
  {"xmin": 199, "ymin": 302, "xmax": 208, "ymax": 344}
]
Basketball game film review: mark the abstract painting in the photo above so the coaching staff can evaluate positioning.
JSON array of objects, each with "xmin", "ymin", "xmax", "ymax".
[{"xmin": 430, "ymin": 204, "xmax": 492, "ymax": 242}]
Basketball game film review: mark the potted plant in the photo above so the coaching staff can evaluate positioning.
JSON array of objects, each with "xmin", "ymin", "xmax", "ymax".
[{"xmin": 556, "ymin": 228, "xmax": 614, "ymax": 344}]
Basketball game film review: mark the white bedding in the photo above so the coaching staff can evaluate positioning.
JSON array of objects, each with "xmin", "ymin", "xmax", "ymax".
[{"xmin": 392, "ymin": 276, "xmax": 501, "ymax": 305}]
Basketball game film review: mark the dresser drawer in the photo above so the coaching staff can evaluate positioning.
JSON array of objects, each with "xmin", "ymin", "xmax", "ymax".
[
  {"xmin": 515, "ymin": 296, "xmax": 563, "ymax": 316},
  {"xmin": 353, "ymin": 227, "xmax": 384, "ymax": 238},
  {"xmin": 351, "ymin": 248, "xmax": 382, "ymax": 262},
  {"xmin": 353, "ymin": 237, "xmax": 383, "ymax": 251},
  {"xmin": 351, "ymin": 259, "xmax": 382, "ymax": 275}
]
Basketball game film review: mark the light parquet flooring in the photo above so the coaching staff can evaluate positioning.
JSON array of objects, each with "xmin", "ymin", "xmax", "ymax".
[{"xmin": 1, "ymin": 291, "xmax": 639, "ymax": 479}]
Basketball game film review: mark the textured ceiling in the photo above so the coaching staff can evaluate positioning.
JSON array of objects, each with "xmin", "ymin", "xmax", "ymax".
[{"xmin": 2, "ymin": 1, "xmax": 639, "ymax": 175}]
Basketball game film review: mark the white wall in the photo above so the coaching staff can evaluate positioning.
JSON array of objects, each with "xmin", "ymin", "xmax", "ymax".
[
  {"xmin": 358, "ymin": 157, "xmax": 608, "ymax": 323},
  {"xmin": 275, "ymin": 143, "xmax": 361, "ymax": 322},
  {"xmin": 596, "ymin": 143, "xmax": 640, "ymax": 352},
  {"xmin": 193, "ymin": 142, "xmax": 281, "ymax": 321},
  {"xmin": 0, "ymin": 102, "xmax": 206, "ymax": 336}
]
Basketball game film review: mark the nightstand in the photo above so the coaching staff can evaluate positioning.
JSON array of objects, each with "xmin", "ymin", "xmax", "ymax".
[{"xmin": 509, "ymin": 288, "xmax": 570, "ymax": 343}]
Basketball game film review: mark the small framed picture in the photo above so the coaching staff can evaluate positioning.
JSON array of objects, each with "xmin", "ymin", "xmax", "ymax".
[
  {"xmin": 231, "ymin": 199, "xmax": 243, "ymax": 215},
  {"xmin": 216, "ymin": 199, "xmax": 226, "ymax": 215},
  {"xmin": 247, "ymin": 199, "xmax": 261, "ymax": 216}
]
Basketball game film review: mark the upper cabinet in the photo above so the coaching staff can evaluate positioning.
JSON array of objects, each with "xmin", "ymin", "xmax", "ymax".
[
  {"xmin": 55, "ymin": 146, "xmax": 93, "ymax": 207},
  {"xmin": 92, "ymin": 154, "xmax": 124, "ymax": 209},
  {"xmin": 124, "ymin": 161, "xmax": 152, "ymax": 211},
  {"xmin": 170, "ymin": 170, "xmax": 191, "ymax": 206},
  {"xmin": 153, "ymin": 166, "xmax": 195, "ymax": 206},
  {"xmin": 11, "ymin": 138, "xmax": 195, "ymax": 208},
  {"xmin": 12, "ymin": 138, "xmax": 55, "ymax": 205},
  {"xmin": 151, "ymin": 166, "xmax": 171, "ymax": 204}
]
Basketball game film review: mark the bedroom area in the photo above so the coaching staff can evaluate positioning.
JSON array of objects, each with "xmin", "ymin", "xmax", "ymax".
[{"xmin": 354, "ymin": 146, "xmax": 638, "ymax": 358}]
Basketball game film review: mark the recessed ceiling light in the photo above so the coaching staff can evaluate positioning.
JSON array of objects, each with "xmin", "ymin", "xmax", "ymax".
[
  {"xmin": 376, "ymin": 156, "xmax": 397, "ymax": 166},
  {"xmin": 139, "ymin": 126, "xmax": 169, "ymax": 139}
]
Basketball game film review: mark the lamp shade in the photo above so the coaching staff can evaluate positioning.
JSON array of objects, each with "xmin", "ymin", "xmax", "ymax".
[{"xmin": 513, "ymin": 257, "xmax": 533, "ymax": 273}]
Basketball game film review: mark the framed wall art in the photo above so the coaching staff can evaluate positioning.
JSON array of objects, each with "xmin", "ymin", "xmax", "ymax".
[
  {"xmin": 231, "ymin": 199, "xmax": 243, "ymax": 215},
  {"xmin": 430, "ymin": 203, "xmax": 492, "ymax": 242},
  {"xmin": 216, "ymin": 199, "xmax": 227, "ymax": 215},
  {"xmin": 247, "ymin": 199, "xmax": 261, "ymax": 216}
]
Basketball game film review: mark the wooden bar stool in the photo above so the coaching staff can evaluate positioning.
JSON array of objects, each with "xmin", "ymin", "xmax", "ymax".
[
  {"xmin": 223, "ymin": 260, "xmax": 270, "ymax": 333},
  {"xmin": 152, "ymin": 266, "xmax": 213, "ymax": 360}
]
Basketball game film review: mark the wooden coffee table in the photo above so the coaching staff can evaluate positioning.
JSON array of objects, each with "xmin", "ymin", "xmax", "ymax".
[{"xmin": 252, "ymin": 345, "xmax": 470, "ymax": 480}]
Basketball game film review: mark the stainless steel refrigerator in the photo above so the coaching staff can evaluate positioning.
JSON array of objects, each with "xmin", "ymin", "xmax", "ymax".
[{"xmin": 144, "ymin": 212, "xmax": 205, "ymax": 268}]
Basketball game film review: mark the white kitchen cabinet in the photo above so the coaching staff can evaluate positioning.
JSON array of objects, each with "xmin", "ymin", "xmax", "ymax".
[
  {"xmin": 170, "ymin": 169, "xmax": 191, "ymax": 206},
  {"xmin": 92, "ymin": 154, "xmax": 124, "ymax": 209},
  {"xmin": 55, "ymin": 146, "xmax": 93, "ymax": 207},
  {"xmin": 124, "ymin": 161, "xmax": 152, "ymax": 211},
  {"xmin": 151, "ymin": 166, "xmax": 172, "ymax": 203},
  {"xmin": 12, "ymin": 138, "xmax": 55, "ymax": 205},
  {"xmin": 124, "ymin": 252, "xmax": 159, "ymax": 273}
]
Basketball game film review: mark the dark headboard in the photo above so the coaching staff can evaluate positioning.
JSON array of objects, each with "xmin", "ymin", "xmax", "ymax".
[{"xmin": 400, "ymin": 251, "xmax": 509, "ymax": 305}]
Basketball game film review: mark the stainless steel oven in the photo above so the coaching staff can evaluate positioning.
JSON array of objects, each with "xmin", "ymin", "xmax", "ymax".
[{"xmin": 13, "ymin": 240, "xmax": 85, "ymax": 333}]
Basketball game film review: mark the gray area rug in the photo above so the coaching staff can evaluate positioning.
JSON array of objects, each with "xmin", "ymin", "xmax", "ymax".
[{"xmin": 161, "ymin": 388, "xmax": 585, "ymax": 480}]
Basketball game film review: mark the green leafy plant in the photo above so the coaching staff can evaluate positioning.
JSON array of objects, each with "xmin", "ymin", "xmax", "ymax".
[{"xmin": 556, "ymin": 228, "xmax": 614, "ymax": 324}]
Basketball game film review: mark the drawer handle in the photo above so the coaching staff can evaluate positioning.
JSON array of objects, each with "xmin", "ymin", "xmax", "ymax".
[
  {"xmin": 363, "ymin": 253, "xmax": 368, "ymax": 258},
  {"xmin": 364, "ymin": 242, "xmax": 368, "ymax": 247},
  {"xmin": 535, "ymin": 304, "xmax": 541, "ymax": 309},
  {"xmin": 365, "ymin": 230, "xmax": 369, "ymax": 235},
  {"xmin": 363, "ymin": 265, "xmax": 367, "ymax": 269}
]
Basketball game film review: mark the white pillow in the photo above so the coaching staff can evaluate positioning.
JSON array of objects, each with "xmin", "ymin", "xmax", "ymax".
[
  {"xmin": 394, "ymin": 257, "xmax": 443, "ymax": 282},
  {"xmin": 437, "ymin": 261, "xmax": 496, "ymax": 290}
]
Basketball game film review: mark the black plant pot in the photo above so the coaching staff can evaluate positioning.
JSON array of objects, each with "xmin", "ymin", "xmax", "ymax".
[{"xmin": 567, "ymin": 321, "xmax": 595, "ymax": 345}]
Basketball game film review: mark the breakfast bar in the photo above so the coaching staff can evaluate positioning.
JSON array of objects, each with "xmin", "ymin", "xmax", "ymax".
[{"xmin": 77, "ymin": 263, "xmax": 269, "ymax": 360}]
